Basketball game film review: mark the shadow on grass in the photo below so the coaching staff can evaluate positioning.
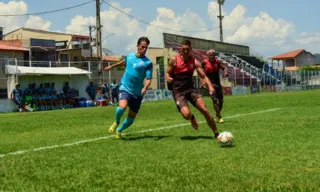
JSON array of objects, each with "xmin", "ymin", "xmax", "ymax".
[
  {"xmin": 121, "ymin": 135, "xmax": 169, "ymax": 141},
  {"xmin": 180, "ymin": 136, "xmax": 214, "ymax": 140}
]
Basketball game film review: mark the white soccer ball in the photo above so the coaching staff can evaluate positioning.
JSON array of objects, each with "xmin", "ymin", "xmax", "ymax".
[{"xmin": 217, "ymin": 131, "xmax": 234, "ymax": 147}]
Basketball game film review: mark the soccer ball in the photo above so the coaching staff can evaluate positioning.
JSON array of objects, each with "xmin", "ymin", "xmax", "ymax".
[{"xmin": 217, "ymin": 131, "xmax": 234, "ymax": 147}]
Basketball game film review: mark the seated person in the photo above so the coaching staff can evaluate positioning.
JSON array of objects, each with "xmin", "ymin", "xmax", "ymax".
[
  {"xmin": 47, "ymin": 92, "xmax": 56, "ymax": 110},
  {"xmin": 37, "ymin": 84, "xmax": 44, "ymax": 94},
  {"xmin": 68, "ymin": 89, "xmax": 76, "ymax": 108},
  {"xmin": 24, "ymin": 91, "xmax": 33, "ymax": 107},
  {"xmin": 51, "ymin": 91, "xmax": 60, "ymax": 110},
  {"xmin": 32, "ymin": 92, "xmax": 41, "ymax": 111},
  {"xmin": 64, "ymin": 91, "xmax": 71, "ymax": 108},
  {"xmin": 24, "ymin": 84, "xmax": 33, "ymax": 96},
  {"xmin": 39, "ymin": 92, "xmax": 48, "ymax": 111},
  {"xmin": 43, "ymin": 83, "xmax": 50, "ymax": 94},
  {"xmin": 63, "ymin": 82, "xmax": 70, "ymax": 94},
  {"xmin": 50, "ymin": 82, "xmax": 56, "ymax": 93}
]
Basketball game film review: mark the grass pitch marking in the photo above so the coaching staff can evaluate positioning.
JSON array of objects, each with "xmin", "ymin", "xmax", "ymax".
[{"xmin": 0, "ymin": 108, "xmax": 281, "ymax": 158}]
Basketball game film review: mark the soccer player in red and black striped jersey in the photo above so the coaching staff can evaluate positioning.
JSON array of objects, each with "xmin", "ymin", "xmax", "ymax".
[
  {"xmin": 201, "ymin": 49, "xmax": 228, "ymax": 124},
  {"xmin": 166, "ymin": 40, "xmax": 220, "ymax": 139}
]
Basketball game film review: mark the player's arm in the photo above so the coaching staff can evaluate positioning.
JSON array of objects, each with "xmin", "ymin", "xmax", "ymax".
[
  {"xmin": 195, "ymin": 60, "xmax": 215, "ymax": 94},
  {"xmin": 143, "ymin": 63, "xmax": 153, "ymax": 90},
  {"xmin": 165, "ymin": 56, "xmax": 175, "ymax": 83},
  {"xmin": 104, "ymin": 60, "xmax": 125, "ymax": 71},
  {"xmin": 218, "ymin": 59, "xmax": 228, "ymax": 77},
  {"xmin": 200, "ymin": 61, "xmax": 207, "ymax": 87}
]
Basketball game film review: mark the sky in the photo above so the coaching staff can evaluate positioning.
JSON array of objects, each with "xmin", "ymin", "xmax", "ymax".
[{"xmin": 0, "ymin": 0, "xmax": 320, "ymax": 58}]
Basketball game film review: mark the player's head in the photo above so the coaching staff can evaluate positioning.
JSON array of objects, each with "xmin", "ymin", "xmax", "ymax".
[
  {"xmin": 113, "ymin": 79, "xmax": 116, "ymax": 83},
  {"xmin": 137, "ymin": 37, "xmax": 150, "ymax": 57},
  {"xmin": 181, "ymin": 40, "xmax": 192, "ymax": 58},
  {"xmin": 15, "ymin": 83, "xmax": 19, "ymax": 88},
  {"xmin": 207, "ymin": 49, "xmax": 216, "ymax": 62}
]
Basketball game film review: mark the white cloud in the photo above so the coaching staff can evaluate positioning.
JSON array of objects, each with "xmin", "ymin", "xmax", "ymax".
[
  {"xmin": 296, "ymin": 32, "xmax": 320, "ymax": 53},
  {"xmin": 65, "ymin": 2, "xmax": 144, "ymax": 54},
  {"xmin": 0, "ymin": 1, "xmax": 52, "ymax": 33},
  {"xmin": 0, "ymin": 1, "xmax": 28, "ymax": 33},
  {"xmin": 25, "ymin": 16, "xmax": 51, "ymax": 30}
]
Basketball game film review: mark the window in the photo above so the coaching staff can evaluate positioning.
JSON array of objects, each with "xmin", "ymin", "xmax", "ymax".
[{"xmin": 61, "ymin": 54, "xmax": 69, "ymax": 62}]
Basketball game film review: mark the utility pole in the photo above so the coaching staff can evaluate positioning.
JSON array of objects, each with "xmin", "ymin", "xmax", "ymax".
[
  {"xmin": 96, "ymin": 0, "xmax": 103, "ymax": 83},
  {"xmin": 89, "ymin": 25, "xmax": 93, "ymax": 58},
  {"xmin": 217, "ymin": 0, "xmax": 225, "ymax": 42}
]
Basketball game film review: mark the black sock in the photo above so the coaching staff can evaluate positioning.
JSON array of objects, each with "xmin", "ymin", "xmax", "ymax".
[
  {"xmin": 214, "ymin": 132, "xmax": 219, "ymax": 138},
  {"xmin": 190, "ymin": 114, "xmax": 195, "ymax": 120}
]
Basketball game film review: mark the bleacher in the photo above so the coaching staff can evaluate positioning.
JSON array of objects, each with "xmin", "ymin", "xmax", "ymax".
[{"xmin": 236, "ymin": 55, "xmax": 265, "ymax": 69}]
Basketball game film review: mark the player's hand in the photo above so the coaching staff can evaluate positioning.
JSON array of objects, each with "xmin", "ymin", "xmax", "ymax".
[
  {"xmin": 224, "ymin": 72, "xmax": 228, "ymax": 77},
  {"xmin": 104, "ymin": 66, "xmax": 112, "ymax": 71},
  {"xmin": 209, "ymin": 87, "xmax": 215, "ymax": 95},
  {"xmin": 141, "ymin": 88, "xmax": 147, "ymax": 96},
  {"xmin": 166, "ymin": 76, "xmax": 174, "ymax": 83}
]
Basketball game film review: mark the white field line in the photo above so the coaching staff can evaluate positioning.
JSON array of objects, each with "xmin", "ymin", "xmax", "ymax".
[{"xmin": 0, "ymin": 108, "xmax": 281, "ymax": 158}]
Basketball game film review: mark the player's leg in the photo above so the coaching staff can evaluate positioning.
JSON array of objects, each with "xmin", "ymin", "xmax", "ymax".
[
  {"xmin": 210, "ymin": 93, "xmax": 222, "ymax": 122},
  {"xmin": 191, "ymin": 91, "xmax": 219, "ymax": 138},
  {"xmin": 213, "ymin": 87, "xmax": 224, "ymax": 123},
  {"xmin": 115, "ymin": 95, "xmax": 142, "ymax": 139},
  {"xmin": 108, "ymin": 91, "xmax": 128, "ymax": 133},
  {"xmin": 174, "ymin": 92, "xmax": 198, "ymax": 130}
]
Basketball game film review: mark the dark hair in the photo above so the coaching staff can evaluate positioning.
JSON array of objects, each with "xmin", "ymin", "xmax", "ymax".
[
  {"xmin": 137, "ymin": 37, "xmax": 150, "ymax": 45},
  {"xmin": 181, "ymin": 39, "xmax": 192, "ymax": 46}
]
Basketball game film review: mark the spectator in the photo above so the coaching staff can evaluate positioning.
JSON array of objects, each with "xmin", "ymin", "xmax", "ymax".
[
  {"xmin": 32, "ymin": 92, "xmax": 40, "ymax": 111},
  {"xmin": 44, "ymin": 83, "xmax": 51, "ymax": 94},
  {"xmin": 110, "ymin": 79, "xmax": 119, "ymax": 105},
  {"xmin": 63, "ymin": 82, "xmax": 70, "ymax": 94},
  {"xmin": 37, "ymin": 84, "xmax": 44, "ymax": 94},
  {"xmin": 11, "ymin": 83, "xmax": 23, "ymax": 112},
  {"xmin": 86, "ymin": 81, "xmax": 96, "ymax": 105},
  {"xmin": 24, "ymin": 84, "xmax": 32, "ymax": 95},
  {"xmin": 51, "ymin": 82, "xmax": 56, "ymax": 93},
  {"xmin": 102, "ymin": 82, "xmax": 110, "ymax": 102},
  {"xmin": 32, "ymin": 83, "xmax": 36, "ymax": 94}
]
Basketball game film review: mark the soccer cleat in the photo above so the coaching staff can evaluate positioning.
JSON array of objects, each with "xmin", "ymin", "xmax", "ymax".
[
  {"xmin": 115, "ymin": 132, "xmax": 121, "ymax": 139},
  {"xmin": 109, "ymin": 122, "xmax": 118, "ymax": 133},
  {"xmin": 190, "ymin": 116, "xmax": 199, "ymax": 130},
  {"xmin": 219, "ymin": 118, "xmax": 224, "ymax": 124}
]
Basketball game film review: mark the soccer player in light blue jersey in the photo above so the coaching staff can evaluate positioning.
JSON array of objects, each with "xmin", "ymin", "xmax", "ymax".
[{"xmin": 104, "ymin": 37, "xmax": 153, "ymax": 139}]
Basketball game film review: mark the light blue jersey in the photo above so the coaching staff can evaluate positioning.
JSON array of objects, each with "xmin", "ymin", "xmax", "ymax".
[{"xmin": 120, "ymin": 53, "xmax": 153, "ymax": 96}]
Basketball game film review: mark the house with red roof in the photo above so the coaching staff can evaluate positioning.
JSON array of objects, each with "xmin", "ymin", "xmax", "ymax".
[{"xmin": 270, "ymin": 49, "xmax": 316, "ymax": 70}]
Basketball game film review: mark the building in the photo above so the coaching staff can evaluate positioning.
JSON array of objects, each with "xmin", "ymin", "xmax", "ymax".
[
  {"xmin": 270, "ymin": 49, "xmax": 316, "ymax": 70},
  {"xmin": 0, "ymin": 42, "xmax": 28, "ymax": 60},
  {"xmin": 314, "ymin": 53, "xmax": 320, "ymax": 64},
  {"xmin": 3, "ymin": 28, "xmax": 93, "ymax": 65}
]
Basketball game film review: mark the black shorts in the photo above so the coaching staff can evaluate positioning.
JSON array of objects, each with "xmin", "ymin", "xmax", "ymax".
[
  {"xmin": 210, "ymin": 86, "xmax": 223, "ymax": 101},
  {"xmin": 173, "ymin": 89, "xmax": 202, "ymax": 111},
  {"xmin": 118, "ymin": 90, "xmax": 143, "ymax": 113}
]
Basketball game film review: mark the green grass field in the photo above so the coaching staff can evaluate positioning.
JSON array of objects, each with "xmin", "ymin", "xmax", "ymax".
[{"xmin": 1, "ymin": 90, "xmax": 320, "ymax": 191}]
